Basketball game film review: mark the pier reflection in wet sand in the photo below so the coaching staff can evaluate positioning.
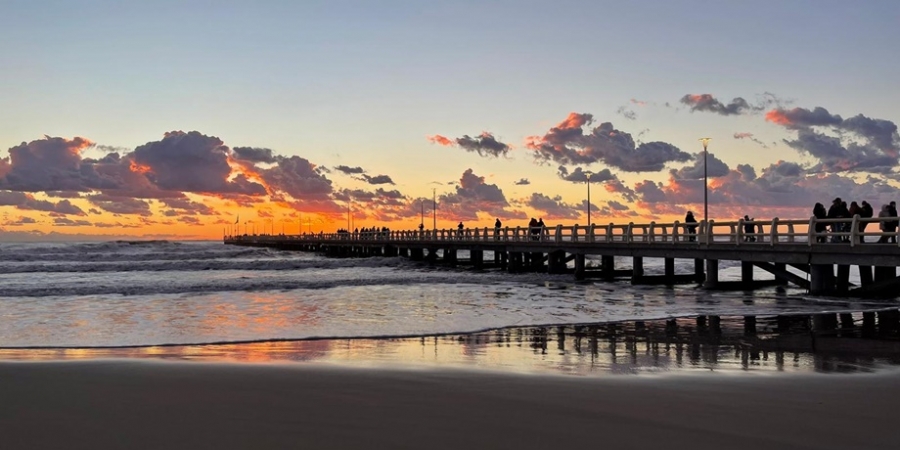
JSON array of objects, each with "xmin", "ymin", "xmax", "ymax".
[{"xmin": 3, "ymin": 310, "xmax": 899, "ymax": 375}]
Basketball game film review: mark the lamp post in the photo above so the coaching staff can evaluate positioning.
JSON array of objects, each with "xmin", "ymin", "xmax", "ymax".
[
  {"xmin": 432, "ymin": 188, "xmax": 437, "ymax": 231},
  {"xmin": 699, "ymin": 137, "xmax": 711, "ymax": 224},
  {"xmin": 583, "ymin": 170, "xmax": 594, "ymax": 226}
]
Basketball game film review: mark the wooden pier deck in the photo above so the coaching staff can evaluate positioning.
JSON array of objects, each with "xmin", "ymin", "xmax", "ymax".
[{"xmin": 225, "ymin": 216, "xmax": 900, "ymax": 298}]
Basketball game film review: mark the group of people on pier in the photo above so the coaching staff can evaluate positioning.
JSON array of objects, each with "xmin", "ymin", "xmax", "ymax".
[{"xmin": 813, "ymin": 198, "xmax": 898, "ymax": 243}]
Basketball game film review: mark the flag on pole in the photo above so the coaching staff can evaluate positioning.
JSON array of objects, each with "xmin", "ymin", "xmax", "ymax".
[{"xmin": 235, "ymin": 214, "xmax": 239, "ymax": 224}]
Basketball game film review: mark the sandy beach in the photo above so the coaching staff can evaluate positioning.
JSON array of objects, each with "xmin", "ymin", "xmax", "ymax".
[{"xmin": 1, "ymin": 361, "xmax": 897, "ymax": 450}]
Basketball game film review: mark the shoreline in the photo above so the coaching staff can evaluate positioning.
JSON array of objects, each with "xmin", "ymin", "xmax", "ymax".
[
  {"xmin": 2, "ymin": 313, "xmax": 899, "ymax": 377},
  {"xmin": 2, "ymin": 360, "xmax": 899, "ymax": 450}
]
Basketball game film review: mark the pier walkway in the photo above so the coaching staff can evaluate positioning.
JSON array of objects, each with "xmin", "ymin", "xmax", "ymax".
[{"xmin": 225, "ymin": 216, "xmax": 900, "ymax": 298}]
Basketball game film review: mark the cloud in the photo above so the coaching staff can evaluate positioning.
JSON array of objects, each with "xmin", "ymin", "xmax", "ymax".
[
  {"xmin": 87, "ymin": 194, "xmax": 153, "ymax": 216},
  {"xmin": 334, "ymin": 165, "xmax": 365, "ymax": 175},
  {"xmin": 259, "ymin": 156, "xmax": 340, "ymax": 211},
  {"xmin": 604, "ymin": 178, "xmax": 636, "ymax": 202},
  {"xmin": 53, "ymin": 217, "xmax": 92, "ymax": 227},
  {"xmin": 556, "ymin": 166, "xmax": 617, "ymax": 183},
  {"xmin": 631, "ymin": 159, "xmax": 897, "ymax": 219},
  {"xmin": 0, "ymin": 136, "xmax": 95, "ymax": 192},
  {"xmin": 232, "ymin": 147, "xmax": 277, "ymax": 164},
  {"xmin": 526, "ymin": 113, "xmax": 691, "ymax": 171},
  {"xmin": 523, "ymin": 192, "xmax": 581, "ymax": 220},
  {"xmin": 766, "ymin": 106, "xmax": 900, "ymax": 172},
  {"xmin": 733, "ymin": 132, "xmax": 769, "ymax": 148},
  {"xmin": 514, "ymin": 178, "xmax": 530, "ymax": 185},
  {"xmin": 0, "ymin": 191, "xmax": 86, "ymax": 215},
  {"xmin": 669, "ymin": 152, "xmax": 730, "ymax": 180},
  {"xmin": 159, "ymin": 198, "xmax": 217, "ymax": 215},
  {"xmin": 132, "ymin": 131, "xmax": 267, "ymax": 196},
  {"xmin": 2, "ymin": 216, "xmax": 37, "ymax": 226},
  {"xmin": 428, "ymin": 132, "xmax": 511, "ymax": 157},
  {"xmin": 680, "ymin": 94, "xmax": 753, "ymax": 116},
  {"xmin": 437, "ymin": 169, "xmax": 525, "ymax": 221},
  {"xmin": 616, "ymin": 106, "xmax": 636, "ymax": 120},
  {"xmin": 359, "ymin": 174, "xmax": 395, "ymax": 185}
]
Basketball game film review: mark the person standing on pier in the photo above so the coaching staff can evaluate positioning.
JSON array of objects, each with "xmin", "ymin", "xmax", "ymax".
[
  {"xmin": 457, "ymin": 222, "xmax": 464, "ymax": 239},
  {"xmin": 494, "ymin": 218, "xmax": 502, "ymax": 241},
  {"xmin": 538, "ymin": 218, "xmax": 546, "ymax": 241},
  {"xmin": 813, "ymin": 203, "xmax": 828, "ymax": 243},
  {"xmin": 859, "ymin": 201, "xmax": 874, "ymax": 242},
  {"xmin": 742, "ymin": 215, "xmax": 755, "ymax": 242},
  {"xmin": 684, "ymin": 211, "xmax": 697, "ymax": 242}
]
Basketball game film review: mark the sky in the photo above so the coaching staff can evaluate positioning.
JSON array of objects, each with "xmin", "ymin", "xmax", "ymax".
[{"xmin": 1, "ymin": 0, "xmax": 899, "ymax": 240}]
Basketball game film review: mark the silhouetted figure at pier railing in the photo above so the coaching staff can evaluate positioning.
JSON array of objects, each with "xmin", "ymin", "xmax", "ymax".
[
  {"xmin": 494, "ymin": 218, "xmax": 502, "ymax": 240},
  {"xmin": 684, "ymin": 211, "xmax": 697, "ymax": 242},
  {"xmin": 742, "ymin": 215, "xmax": 755, "ymax": 242},
  {"xmin": 858, "ymin": 201, "xmax": 874, "ymax": 242},
  {"xmin": 457, "ymin": 222, "xmax": 464, "ymax": 239},
  {"xmin": 813, "ymin": 203, "xmax": 828, "ymax": 243}
]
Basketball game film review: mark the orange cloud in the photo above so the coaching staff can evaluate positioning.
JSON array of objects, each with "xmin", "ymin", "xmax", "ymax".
[
  {"xmin": 427, "ymin": 135, "xmax": 453, "ymax": 146},
  {"xmin": 765, "ymin": 109, "xmax": 792, "ymax": 126},
  {"xmin": 556, "ymin": 112, "xmax": 590, "ymax": 130}
]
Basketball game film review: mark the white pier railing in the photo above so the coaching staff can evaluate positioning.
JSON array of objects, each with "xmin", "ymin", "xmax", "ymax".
[{"xmin": 227, "ymin": 215, "xmax": 900, "ymax": 248}]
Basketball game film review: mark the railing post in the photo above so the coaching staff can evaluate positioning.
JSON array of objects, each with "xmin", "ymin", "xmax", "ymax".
[
  {"xmin": 736, "ymin": 219, "xmax": 743, "ymax": 245},
  {"xmin": 555, "ymin": 224, "xmax": 563, "ymax": 243},
  {"xmin": 606, "ymin": 223, "xmax": 614, "ymax": 243},
  {"xmin": 770, "ymin": 217, "xmax": 779, "ymax": 246},
  {"xmin": 787, "ymin": 223, "xmax": 795, "ymax": 243},
  {"xmin": 573, "ymin": 225, "xmax": 580, "ymax": 242},
  {"xmin": 705, "ymin": 220, "xmax": 714, "ymax": 244},
  {"xmin": 515, "ymin": 226, "xmax": 522, "ymax": 242},
  {"xmin": 626, "ymin": 223, "xmax": 634, "ymax": 243},
  {"xmin": 808, "ymin": 216, "xmax": 816, "ymax": 246},
  {"xmin": 588, "ymin": 224, "xmax": 595, "ymax": 243},
  {"xmin": 850, "ymin": 215, "xmax": 859, "ymax": 248},
  {"xmin": 672, "ymin": 220, "xmax": 680, "ymax": 244},
  {"xmin": 649, "ymin": 222, "xmax": 656, "ymax": 243}
]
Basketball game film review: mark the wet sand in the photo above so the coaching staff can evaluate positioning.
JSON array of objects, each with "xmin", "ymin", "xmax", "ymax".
[{"xmin": 1, "ymin": 361, "xmax": 898, "ymax": 450}]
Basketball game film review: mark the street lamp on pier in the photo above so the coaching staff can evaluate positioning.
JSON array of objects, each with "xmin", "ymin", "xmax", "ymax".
[
  {"xmin": 699, "ymin": 137, "xmax": 711, "ymax": 224},
  {"xmin": 432, "ymin": 188, "xmax": 437, "ymax": 231}
]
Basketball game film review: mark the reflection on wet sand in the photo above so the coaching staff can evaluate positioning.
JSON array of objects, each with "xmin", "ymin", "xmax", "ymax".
[{"xmin": 2, "ymin": 310, "xmax": 899, "ymax": 375}]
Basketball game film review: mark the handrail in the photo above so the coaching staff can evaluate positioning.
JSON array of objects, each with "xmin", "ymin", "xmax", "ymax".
[{"xmin": 225, "ymin": 215, "xmax": 900, "ymax": 247}]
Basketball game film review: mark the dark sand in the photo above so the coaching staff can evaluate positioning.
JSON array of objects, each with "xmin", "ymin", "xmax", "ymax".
[{"xmin": 1, "ymin": 361, "xmax": 898, "ymax": 450}]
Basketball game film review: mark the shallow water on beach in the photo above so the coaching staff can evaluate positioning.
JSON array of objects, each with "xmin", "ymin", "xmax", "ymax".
[
  {"xmin": 2, "ymin": 239, "xmax": 899, "ymax": 379},
  {"xmin": 3, "ymin": 315, "xmax": 899, "ymax": 376},
  {"xmin": 2, "ymin": 241, "xmax": 898, "ymax": 350}
]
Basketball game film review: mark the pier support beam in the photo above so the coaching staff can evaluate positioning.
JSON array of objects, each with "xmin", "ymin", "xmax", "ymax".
[
  {"xmin": 810, "ymin": 264, "xmax": 835, "ymax": 295},
  {"xmin": 694, "ymin": 259, "xmax": 705, "ymax": 284},
  {"xmin": 741, "ymin": 261, "xmax": 754, "ymax": 283},
  {"xmin": 548, "ymin": 251, "xmax": 567, "ymax": 274},
  {"xmin": 631, "ymin": 257, "xmax": 644, "ymax": 284},
  {"xmin": 836, "ymin": 265, "xmax": 850, "ymax": 293},
  {"xmin": 704, "ymin": 259, "xmax": 719, "ymax": 289},
  {"xmin": 858, "ymin": 265, "xmax": 873, "ymax": 287},
  {"xmin": 774, "ymin": 263, "xmax": 788, "ymax": 286},
  {"xmin": 601, "ymin": 255, "xmax": 615, "ymax": 281},
  {"xmin": 471, "ymin": 249, "xmax": 483, "ymax": 269},
  {"xmin": 574, "ymin": 254, "xmax": 586, "ymax": 281},
  {"xmin": 664, "ymin": 258, "xmax": 674, "ymax": 279},
  {"xmin": 508, "ymin": 252, "xmax": 524, "ymax": 274}
]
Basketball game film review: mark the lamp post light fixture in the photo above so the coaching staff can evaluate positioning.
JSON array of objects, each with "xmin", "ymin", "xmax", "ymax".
[
  {"xmin": 699, "ymin": 138, "xmax": 711, "ymax": 224},
  {"xmin": 583, "ymin": 170, "xmax": 594, "ymax": 226}
]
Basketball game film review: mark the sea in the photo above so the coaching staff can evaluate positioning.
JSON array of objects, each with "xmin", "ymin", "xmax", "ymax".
[{"xmin": 1, "ymin": 240, "xmax": 898, "ymax": 374}]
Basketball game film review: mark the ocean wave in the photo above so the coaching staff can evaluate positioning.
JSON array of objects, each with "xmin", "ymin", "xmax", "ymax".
[{"xmin": 0, "ymin": 270, "xmax": 563, "ymax": 298}]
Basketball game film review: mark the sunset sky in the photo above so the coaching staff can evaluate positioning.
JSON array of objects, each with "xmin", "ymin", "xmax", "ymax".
[{"xmin": 1, "ymin": 0, "xmax": 899, "ymax": 240}]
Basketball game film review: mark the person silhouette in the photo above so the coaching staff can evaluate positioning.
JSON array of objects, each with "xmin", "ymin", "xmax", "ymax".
[{"xmin": 684, "ymin": 211, "xmax": 697, "ymax": 242}]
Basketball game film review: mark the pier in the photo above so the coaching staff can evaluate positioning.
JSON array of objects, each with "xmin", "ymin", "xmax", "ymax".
[{"xmin": 225, "ymin": 216, "xmax": 900, "ymax": 298}]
